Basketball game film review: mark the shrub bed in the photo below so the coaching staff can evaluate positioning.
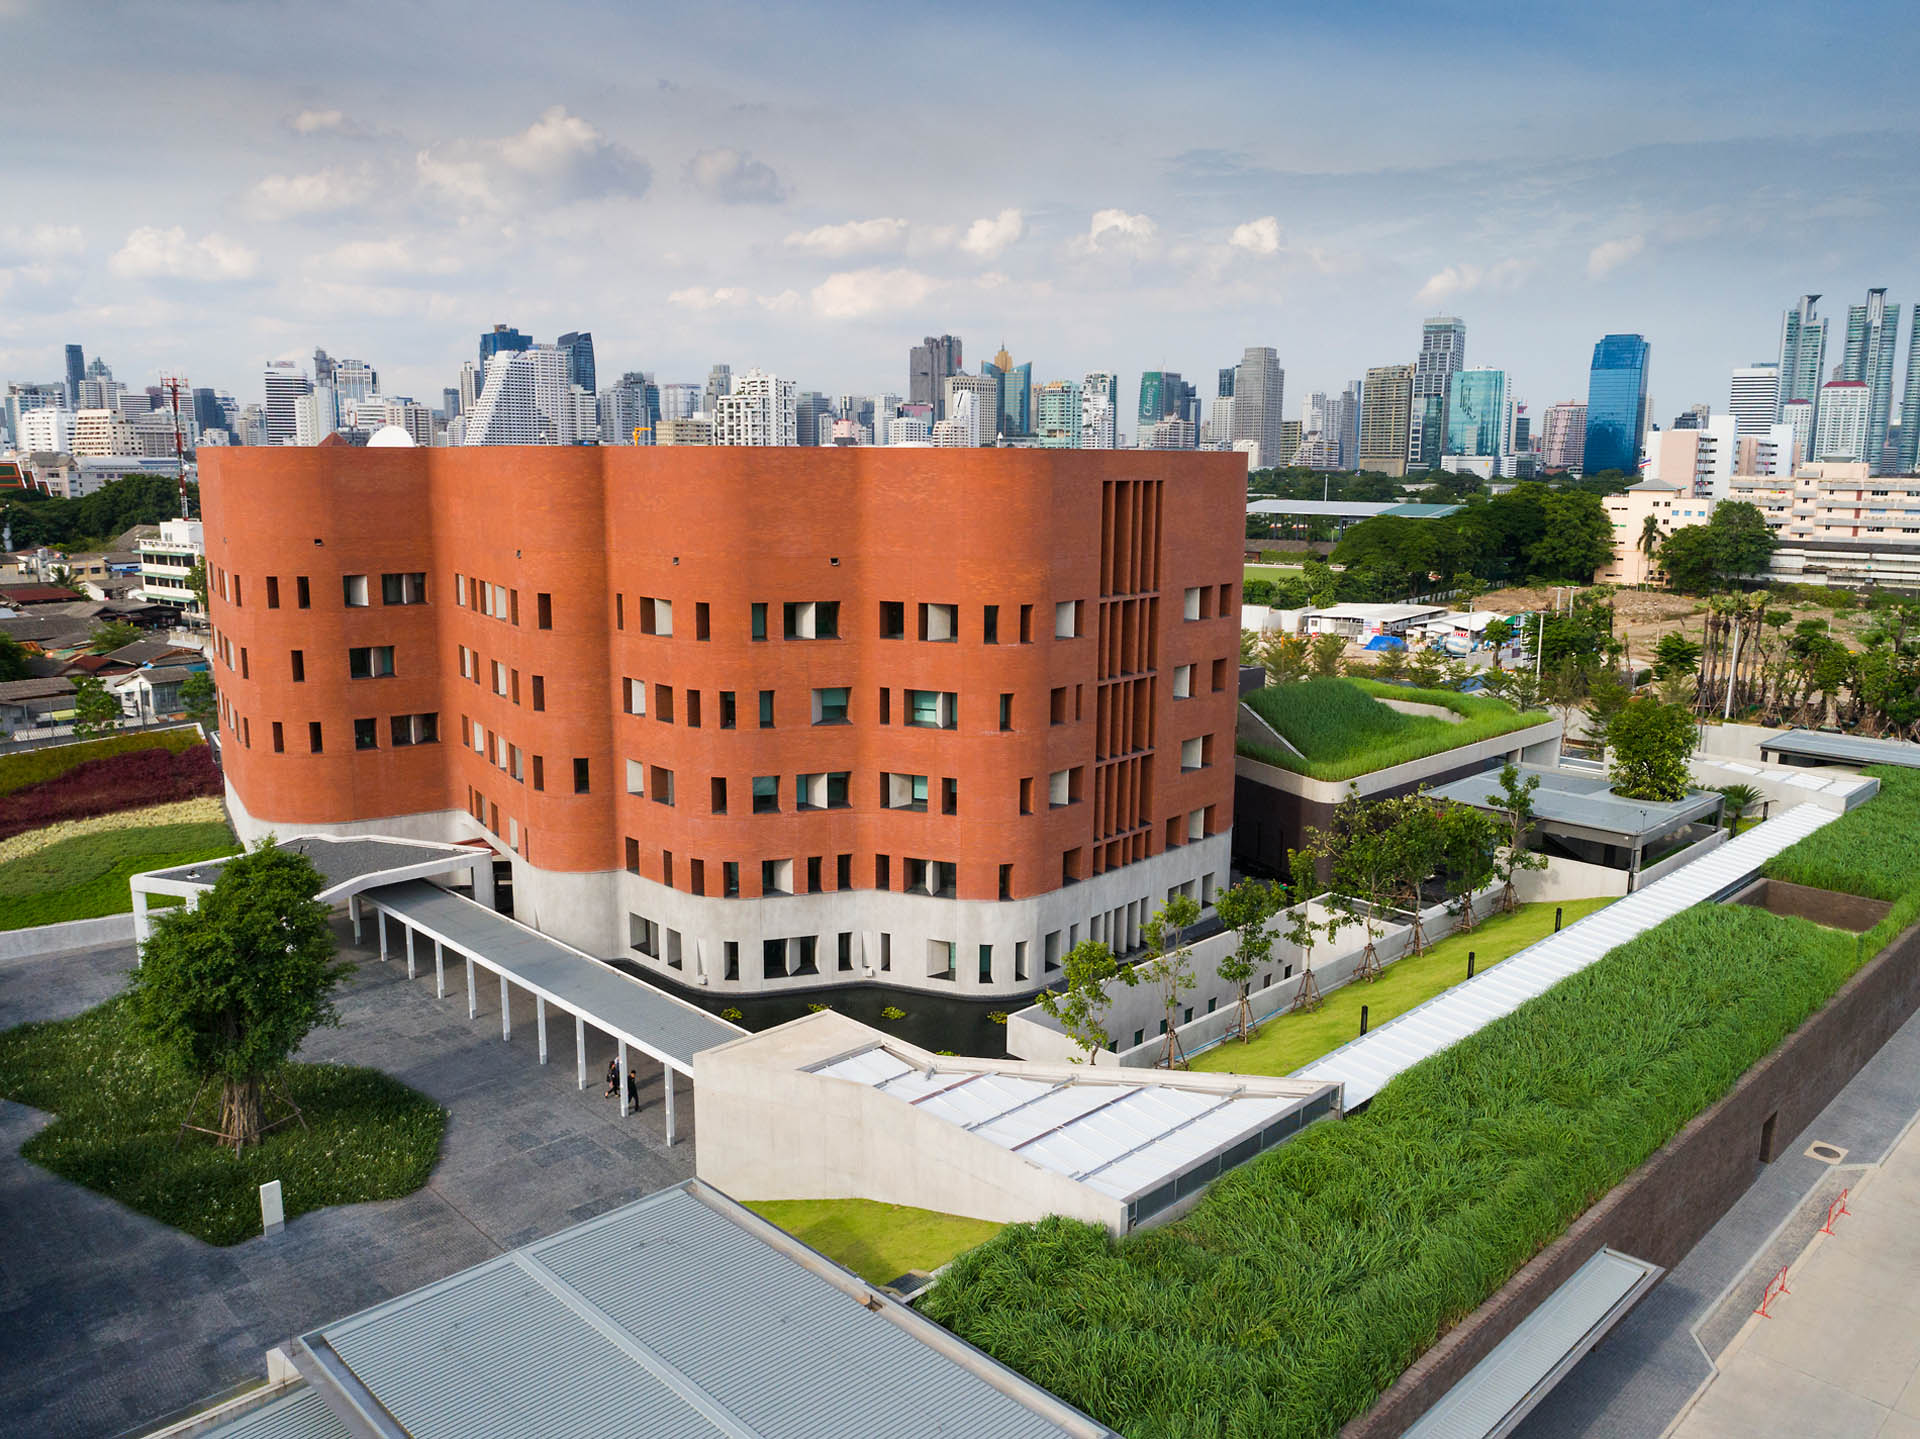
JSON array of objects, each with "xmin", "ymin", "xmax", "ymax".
[
  {"xmin": 0, "ymin": 994, "xmax": 445, "ymax": 1245},
  {"xmin": 0, "ymin": 820, "xmax": 238, "ymax": 929},
  {"xmin": 0, "ymin": 743, "xmax": 220, "ymax": 842},
  {"xmin": 1241, "ymin": 676, "xmax": 1546, "ymax": 781},
  {"xmin": 0, "ymin": 726, "xmax": 203, "ymax": 797},
  {"xmin": 921, "ymin": 902, "xmax": 1864, "ymax": 1439}
]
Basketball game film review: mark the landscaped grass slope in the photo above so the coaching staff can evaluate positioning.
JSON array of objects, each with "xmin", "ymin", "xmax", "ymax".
[
  {"xmin": 745, "ymin": 1198, "xmax": 1003, "ymax": 1287},
  {"xmin": 0, "ymin": 994, "xmax": 445, "ymax": 1245},
  {"xmin": 921, "ymin": 902, "xmax": 1864, "ymax": 1439},
  {"xmin": 0, "ymin": 819, "xmax": 237, "ymax": 930},
  {"xmin": 0, "ymin": 727, "xmax": 203, "ymax": 796},
  {"xmin": 1241, "ymin": 676, "xmax": 1546, "ymax": 782},
  {"xmin": 1189, "ymin": 898, "xmax": 1615, "ymax": 1079},
  {"xmin": 0, "ymin": 741, "xmax": 221, "ymax": 842},
  {"xmin": 1764, "ymin": 766, "xmax": 1920, "ymax": 904}
]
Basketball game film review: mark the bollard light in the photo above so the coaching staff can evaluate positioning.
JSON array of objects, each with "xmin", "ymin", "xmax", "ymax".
[
  {"xmin": 1467, "ymin": 950, "xmax": 1476, "ymax": 979},
  {"xmin": 1555, "ymin": 906, "xmax": 1564, "ymax": 932},
  {"xmin": 1360, "ymin": 1004, "xmax": 1369, "ymax": 1036}
]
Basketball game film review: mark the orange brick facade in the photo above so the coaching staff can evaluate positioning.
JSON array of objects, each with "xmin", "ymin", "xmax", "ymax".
[{"xmin": 201, "ymin": 446, "xmax": 1242, "ymax": 997}]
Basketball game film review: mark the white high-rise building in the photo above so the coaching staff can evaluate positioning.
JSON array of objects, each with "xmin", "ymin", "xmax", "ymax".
[
  {"xmin": 868, "ymin": 393, "xmax": 902, "ymax": 447},
  {"xmin": 261, "ymin": 361, "xmax": 312, "ymax": 445},
  {"xmin": 942, "ymin": 375, "xmax": 999, "ymax": 446},
  {"xmin": 712, "ymin": 369, "xmax": 798, "ymax": 447},
  {"xmin": 18, "ymin": 406, "xmax": 74, "ymax": 453},
  {"xmin": 1204, "ymin": 396, "xmax": 1235, "ymax": 448},
  {"xmin": 295, "ymin": 387, "xmax": 341, "ymax": 446},
  {"xmin": 72, "ymin": 408, "xmax": 139, "ymax": 457},
  {"xmin": 887, "ymin": 415, "xmax": 931, "ymax": 445},
  {"xmin": 1080, "ymin": 372, "xmax": 1118, "ymax": 449},
  {"xmin": 567, "ymin": 387, "xmax": 599, "ymax": 445},
  {"xmin": 1645, "ymin": 413, "xmax": 1738, "ymax": 499},
  {"xmin": 1729, "ymin": 363, "xmax": 1781, "ymax": 439},
  {"xmin": 1230, "ymin": 347, "xmax": 1285, "ymax": 465},
  {"xmin": 1814, "ymin": 381, "xmax": 1871, "ymax": 462},
  {"xmin": 1783, "ymin": 399, "xmax": 1816, "ymax": 470},
  {"xmin": 1738, "ymin": 422, "xmax": 1799, "ymax": 477},
  {"xmin": 332, "ymin": 358, "xmax": 379, "ymax": 404},
  {"xmin": 457, "ymin": 362, "xmax": 483, "ymax": 416},
  {"xmin": 464, "ymin": 346, "xmax": 578, "ymax": 445},
  {"xmin": 660, "ymin": 383, "xmax": 702, "ymax": 423}
]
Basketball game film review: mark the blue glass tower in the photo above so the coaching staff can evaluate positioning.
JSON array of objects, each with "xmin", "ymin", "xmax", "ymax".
[
  {"xmin": 557, "ymin": 331, "xmax": 597, "ymax": 394},
  {"xmin": 1582, "ymin": 334, "xmax": 1651, "ymax": 474},
  {"xmin": 479, "ymin": 324, "xmax": 531, "ymax": 372}
]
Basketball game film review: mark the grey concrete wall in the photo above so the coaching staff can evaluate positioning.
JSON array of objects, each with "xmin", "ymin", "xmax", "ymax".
[{"xmin": 0, "ymin": 914, "xmax": 135, "ymax": 962}]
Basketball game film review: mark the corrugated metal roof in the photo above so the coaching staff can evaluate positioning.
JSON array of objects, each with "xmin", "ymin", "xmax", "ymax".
[
  {"xmin": 814, "ymin": 1049, "xmax": 1331, "ymax": 1202},
  {"xmin": 1294, "ymin": 804, "xmax": 1836, "ymax": 1107},
  {"xmin": 1425, "ymin": 765, "xmax": 1723, "ymax": 843},
  {"xmin": 299, "ymin": 1182, "xmax": 1109, "ymax": 1439},
  {"xmin": 196, "ymin": 1386, "xmax": 350, "ymax": 1439},
  {"xmin": 1758, "ymin": 727, "xmax": 1920, "ymax": 770},
  {"xmin": 365, "ymin": 879, "xmax": 742, "ymax": 1068},
  {"xmin": 1401, "ymin": 1248, "xmax": 1662, "ymax": 1439}
]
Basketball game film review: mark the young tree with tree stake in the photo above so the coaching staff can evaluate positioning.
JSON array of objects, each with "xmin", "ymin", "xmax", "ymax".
[
  {"xmin": 1386, "ymin": 797, "xmax": 1444, "ymax": 956},
  {"xmin": 131, "ymin": 841, "xmax": 352, "ymax": 1150},
  {"xmin": 1607, "ymin": 695, "xmax": 1699, "ymax": 802},
  {"xmin": 1438, "ymin": 802, "xmax": 1502, "ymax": 932},
  {"xmin": 1138, "ymin": 894, "xmax": 1201, "ymax": 1068},
  {"xmin": 1486, "ymin": 761, "xmax": 1548, "ymax": 912},
  {"xmin": 1212, "ymin": 877, "xmax": 1282, "ymax": 1043},
  {"xmin": 1326, "ymin": 788, "xmax": 1395, "ymax": 979},
  {"xmin": 1034, "ymin": 938, "xmax": 1136, "ymax": 1062},
  {"xmin": 1282, "ymin": 848, "xmax": 1338, "ymax": 1012},
  {"xmin": 69, "ymin": 673, "xmax": 118, "ymax": 738}
]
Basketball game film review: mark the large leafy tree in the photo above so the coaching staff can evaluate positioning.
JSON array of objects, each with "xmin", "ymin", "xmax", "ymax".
[
  {"xmin": 1657, "ymin": 502, "xmax": 1777, "ymax": 593},
  {"xmin": 1529, "ymin": 489, "xmax": 1616, "ymax": 581},
  {"xmin": 1035, "ymin": 939, "xmax": 1135, "ymax": 1062},
  {"xmin": 89, "ymin": 619, "xmax": 144, "ymax": 654},
  {"xmin": 1607, "ymin": 696, "xmax": 1699, "ymax": 802},
  {"xmin": 131, "ymin": 842, "xmax": 351, "ymax": 1149},
  {"xmin": 1212, "ymin": 877, "xmax": 1282, "ymax": 1043},
  {"xmin": 1386, "ymin": 798, "xmax": 1445, "ymax": 955},
  {"xmin": 70, "ymin": 673, "xmax": 118, "ymax": 737},
  {"xmin": 0, "ymin": 633, "xmax": 27, "ymax": 683},
  {"xmin": 1437, "ymin": 803, "xmax": 1502, "ymax": 932}
]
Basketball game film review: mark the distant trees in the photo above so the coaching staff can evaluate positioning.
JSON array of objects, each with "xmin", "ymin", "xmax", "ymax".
[
  {"xmin": 89, "ymin": 620, "xmax": 144, "ymax": 654},
  {"xmin": 70, "ymin": 674, "xmax": 118, "ymax": 738},
  {"xmin": 181, "ymin": 671, "xmax": 217, "ymax": 728},
  {"xmin": 1656, "ymin": 502, "xmax": 1776, "ymax": 594},
  {"xmin": 2, "ymin": 474, "xmax": 196, "ymax": 551}
]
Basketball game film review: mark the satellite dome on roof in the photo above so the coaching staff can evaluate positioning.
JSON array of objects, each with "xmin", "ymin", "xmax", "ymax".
[{"xmin": 367, "ymin": 425, "xmax": 416, "ymax": 448}]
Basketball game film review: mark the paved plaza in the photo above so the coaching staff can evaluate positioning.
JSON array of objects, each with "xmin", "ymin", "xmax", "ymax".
[{"xmin": 0, "ymin": 920, "xmax": 697, "ymax": 1438}]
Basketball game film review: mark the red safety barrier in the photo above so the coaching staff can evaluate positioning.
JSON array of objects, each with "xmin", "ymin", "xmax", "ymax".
[
  {"xmin": 1819, "ymin": 1188, "xmax": 1852, "ymax": 1236},
  {"xmin": 1754, "ymin": 1265, "xmax": 1792, "ymax": 1319}
]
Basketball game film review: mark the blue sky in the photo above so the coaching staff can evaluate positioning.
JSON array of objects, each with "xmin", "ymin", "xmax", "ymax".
[{"xmin": 2, "ymin": 0, "xmax": 1917, "ymax": 427}]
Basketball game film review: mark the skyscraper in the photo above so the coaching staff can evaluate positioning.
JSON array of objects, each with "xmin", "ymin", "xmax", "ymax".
[
  {"xmin": 556, "ymin": 331, "xmax": 597, "ymax": 396},
  {"xmin": 1777, "ymin": 295, "xmax": 1827, "ymax": 427},
  {"xmin": 1033, "ymin": 380, "xmax": 1080, "ymax": 448},
  {"xmin": 261, "ymin": 361, "xmax": 313, "ymax": 446},
  {"xmin": 1328, "ymin": 380, "xmax": 1361, "ymax": 470},
  {"xmin": 1230, "ymin": 347, "xmax": 1285, "ymax": 470},
  {"xmin": 64, "ymin": 345, "xmax": 84, "ymax": 409},
  {"xmin": 1446, "ymin": 368, "xmax": 1508, "ymax": 459},
  {"xmin": 1137, "ymin": 372, "xmax": 1194, "ymax": 443},
  {"xmin": 1582, "ymin": 334, "xmax": 1651, "ymax": 474},
  {"xmin": 1080, "ymin": 373, "xmax": 1118, "ymax": 449},
  {"xmin": 1217, "ymin": 368, "xmax": 1235, "ymax": 399},
  {"xmin": 1900, "ymin": 322, "xmax": 1920, "ymax": 475},
  {"xmin": 479, "ymin": 324, "xmax": 531, "ymax": 374},
  {"xmin": 1357, "ymin": 364, "xmax": 1413, "ymax": 475},
  {"xmin": 909, "ymin": 335, "xmax": 963, "ymax": 421},
  {"xmin": 712, "ymin": 369, "xmax": 798, "ymax": 446},
  {"xmin": 1813, "ymin": 380, "xmax": 1870, "ymax": 462},
  {"xmin": 794, "ymin": 391, "xmax": 833, "ymax": 447},
  {"xmin": 1841, "ymin": 289, "xmax": 1900, "ymax": 473},
  {"xmin": 943, "ymin": 374, "xmax": 1000, "ymax": 446},
  {"xmin": 1409, "ymin": 316, "xmax": 1466, "ymax": 470},
  {"xmin": 1783, "ymin": 399, "xmax": 1816, "ymax": 469},
  {"xmin": 1729, "ymin": 363, "xmax": 1781, "ymax": 440},
  {"xmin": 703, "ymin": 364, "xmax": 733, "ymax": 416},
  {"xmin": 464, "ymin": 345, "xmax": 578, "ymax": 445},
  {"xmin": 1541, "ymin": 402, "xmax": 1587, "ymax": 472}
]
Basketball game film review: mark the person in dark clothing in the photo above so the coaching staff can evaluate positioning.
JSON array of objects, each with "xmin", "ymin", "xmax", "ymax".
[
  {"xmin": 626, "ymin": 1070, "xmax": 641, "ymax": 1111},
  {"xmin": 604, "ymin": 1058, "xmax": 620, "ymax": 1098}
]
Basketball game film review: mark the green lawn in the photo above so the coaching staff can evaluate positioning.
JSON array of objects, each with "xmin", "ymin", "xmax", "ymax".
[
  {"xmin": 0, "ymin": 820, "xmax": 238, "ymax": 930},
  {"xmin": 745, "ymin": 1197, "xmax": 1004, "ymax": 1286},
  {"xmin": 1190, "ymin": 897, "xmax": 1617, "ymax": 1078},
  {"xmin": 0, "ymin": 994, "xmax": 446, "ymax": 1245},
  {"xmin": 1241, "ymin": 676, "xmax": 1547, "ymax": 781},
  {"xmin": 1244, "ymin": 563, "xmax": 1306, "ymax": 581}
]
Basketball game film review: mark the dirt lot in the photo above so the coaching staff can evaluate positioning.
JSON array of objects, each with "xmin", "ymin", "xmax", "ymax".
[{"xmin": 1480, "ymin": 584, "xmax": 1880, "ymax": 661}]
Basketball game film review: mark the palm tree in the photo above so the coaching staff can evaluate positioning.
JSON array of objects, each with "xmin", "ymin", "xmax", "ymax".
[
  {"xmin": 1636, "ymin": 515, "xmax": 1663, "ymax": 587},
  {"xmin": 1715, "ymin": 783, "xmax": 1762, "ymax": 835}
]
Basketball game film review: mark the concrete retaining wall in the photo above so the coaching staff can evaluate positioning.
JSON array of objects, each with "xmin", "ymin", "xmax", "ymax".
[
  {"xmin": 0, "ymin": 914, "xmax": 136, "ymax": 963},
  {"xmin": 1341, "ymin": 912, "xmax": 1920, "ymax": 1438}
]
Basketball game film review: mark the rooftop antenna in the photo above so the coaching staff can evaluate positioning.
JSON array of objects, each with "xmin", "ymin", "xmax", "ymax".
[{"xmin": 161, "ymin": 372, "xmax": 191, "ymax": 518}]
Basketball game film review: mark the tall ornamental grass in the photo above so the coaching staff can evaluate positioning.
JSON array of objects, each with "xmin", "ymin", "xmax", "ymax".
[
  {"xmin": 922, "ymin": 903, "xmax": 1862, "ymax": 1439},
  {"xmin": 1241, "ymin": 677, "xmax": 1546, "ymax": 782}
]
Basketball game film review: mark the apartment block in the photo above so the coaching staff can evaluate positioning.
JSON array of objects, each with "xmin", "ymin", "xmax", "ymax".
[{"xmin": 199, "ymin": 447, "xmax": 1243, "ymax": 999}]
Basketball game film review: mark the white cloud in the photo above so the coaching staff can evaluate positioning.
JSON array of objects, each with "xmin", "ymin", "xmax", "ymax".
[
  {"xmin": 685, "ymin": 147, "xmax": 786, "ymax": 205},
  {"xmin": 417, "ymin": 107, "xmax": 650, "ymax": 212},
  {"xmin": 783, "ymin": 218, "xmax": 907, "ymax": 256},
  {"xmin": 314, "ymin": 238, "xmax": 462, "ymax": 277},
  {"xmin": 1414, "ymin": 258, "xmax": 1530, "ymax": 305},
  {"xmin": 249, "ymin": 167, "xmax": 372, "ymax": 220},
  {"xmin": 108, "ymin": 226, "xmax": 257, "ymax": 281},
  {"xmin": 959, "ymin": 208, "xmax": 1024, "ymax": 259},
  {"xmin": 290, "ymin": 108, "xmax": 344, "ymax": 134},
  {"xmin": 667, "ymin": 285, "xmax": 751, "ymax": 310},
  {"xmin": 0, "ymin": 223, "xmax": 81, "ymax": 261},
  {"xmin": 1070, "ymin": 209, "xmax": 1157, "ymax": 256},
  {"xmin": 757, "ymin": 289, "xmax": 801, "ymax": 312},
  {"xmin": 1228, "ymin": 216, "xmax": 1282, "ymax": 255},
  {"xmin": 810, "ymin": 267, "xmax": 939, "ymax": 319},
  {"xmin": 1587, "ymin": 234, "xmax": 1645, "ymax": 278}
]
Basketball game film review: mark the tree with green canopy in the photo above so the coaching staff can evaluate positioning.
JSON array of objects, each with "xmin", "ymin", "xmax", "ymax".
[
  {"xmin": 1212, "ymin": 877, "xmax": 1283, "ymax": 1043},
  {"xmin": 1035, "ymin": 939, "xmax": 1136, "ymax": 1063}
]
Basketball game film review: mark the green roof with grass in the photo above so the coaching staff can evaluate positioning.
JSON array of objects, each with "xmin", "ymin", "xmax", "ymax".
[
  {"xmin": 1240, "ymin": 676, "xmax": 1549, "ymax": 782},
  {"xmin": 744, "ymin": 1198, "xmax": 1004, "ymax": 1287},
  {"xmin": 0, "ymin": 819, "xmax": 238, "ymax": 930}
]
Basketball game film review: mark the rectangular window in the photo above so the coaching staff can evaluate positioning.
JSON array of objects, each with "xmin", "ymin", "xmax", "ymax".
[
  {"xmin": 710, "ymin": 776, "xmax": 728, "ymax": 814},
  {"xmin": 762, "ymin": 858, "xmax": 793, "ymax": 896},
  {"xmin": 942, "ymin": 777, "xmax": 958, "ymax": 815},
  {"xmin": 531, "ymin": 675, "xmax": 545, "ymax": 712},
  {"xmin": 686, "ymin": 689, "xmax": 701, "ymax": 728},
  {"xmin": 490, "ymin": 660, "xmax": 507, "ymax": 697},
  {"xmin": 1050, "ymin": 769, "xmax": 1072, "ymax": 807},
  {"xmin": 655, "ymin": 684, "xmax": 674, "ymax": 724},
  {"xmin": 272, "ymin": 721, "xmax": 284, "ymax": 753},
  {"xmin": 836, "ymin": 853, "xmax": 852, "ymax": 889},
  {"xmin": 342, "ymin": 574, "xmax": 369, "ymax": 607},
  {"xmin": 885, "ymin": 773, "xmax": 928, "ymax": 811},
  {"xmin": 1020, "ymin": 776, "xmax": 1033, "ymax": 815},
  {"xmin": 878, "ymin": 688, "xmax": 891, "ymax": 725},
  {"xmin": 381, "ymin": 572, "xmax": 428, "ymax": 605},
  {"xmin": 240, "ymin": 648, "xmax": 249, "ymax": 680},
  {"xmin": 650, "ymin": 766, "xmax": 674, "ymax": 806},
  {"xmin": 625, "ymin": 837, "xmax": 640, "ymax": 875},
  {"xmin": 1015, "ymin": 939, "xmax": 1030, "ymax": 982},
  {"xmin": 999, "ymin": 863, "xmax": 1012, "ymax": 900},
  {"xmin": 615, "ymin": 593, "xmax": 624, "ymax": 631},
  {"xmin": 750, "ymin": 601, "xmax": 767, "ymax": 640},
  {"xmin": 690, "ymin": 859, "xmax": 705, "ymax": 897},
  {"xmin": 724, "ymin": 862, "xmax": 740, "ymax": 899},
  {"xmin": 348, "ymin": 645, "xmax": 395, "ymax": 679},
  {"xmin": 978, "ymin": 944, "xmax": 993, "ymax": 983},
  {"xmin": 536, "ymin": 593, "xmax": 552, "ymax": 629},
  {"xmin": 626, "ymin": 759, "xmax": 645, "ymax": 796},
  {"xmin": 1181, "ymin": 737, "xmax": 1204, "ymax": 771},
  {"xmin": 763, "ymin": 939, "xmax": 787, "ymax": 979},
  {"xmin": 797, "ymin": 772, "xmax": 851, "ymax": 810},
  {"xmin": 622, "ymin": 678, "xmax": 643, "ymax": 715},
  {"xmin": 1189, "ymin": 807, "xmax": 1207, "ymax": 841},
  {"xmin": 811, "ymin": 687, "xmax": 850, "ymax": 724},
  {"xmin": 758, "ymin": 690, "xmax": 774, "ymax": 728},
  {"xmin": 532, "ymin": 755, "xmax": 544, "ymax": 791},
  {"xmin": 296, "ymin": 575, "xmax": 310, "ymax": 609},
  {"xmin": 662, "ymin": 851, "xmax": 674, "ymax": 888},
  {"xmin": 719, "ymin": 690, "xmax": 736, "ymax": 729},
  {"xmin": 391, "ymin": 713, "xmax": 438, "ymax": 746},
  {"xmin": 1019, "ymin": 603, "xmax": 1033, "ymax": 643},
  {"xmin": 919, "ymin": 602, "xmax": 957, "ymax": 642},
  {"xmin": 510, "ymin": 589, "xmax": 519, "ymax": 625},
  {"xmin": 638, "ymin": 596, "xmax": 673, "ymax": 636},
  {"xmin": 1173, "ymin": 664, "xmax": 1193, "ymax": 699},
  {"xmin": 629, "ymin": 914, "xmax": 659, "ymax": 958},
  {"xmin": 807, "ymin": 856, "xmax": 823, "ymax": 894},
  {"xmin": 878, "ymin": 600, "xmax": 905, "ymax": 639},
  {"xmin": 784, "ymin": 601, "xmax": 840, "ymax": 639},
  {"xmin": 875, "ymin": 854, "xmax": 891, "ymax": 890},
  {"xmin": 354, "ymin": 718, "xmax": 378, "ymax": 750},
  {"xmin": 695, "ymin": 601, "xmax": 710, "ymax": 641},
  {"xmin": 906, "ymin": 689, "xmax": 956, "ymax": 729},
  {"xmin": 1054, "ymin": 600, "xmax": 1079, "ymax": 639},
  {"xmin": 752, "ymin": 775, "xmax": 779, "ymax": 813},
  {"xmin": 509, "ymin": 746, "xmax": 523, "ymax": 782},
  {"xmin": 265, "ymin": 576, "xmax": 280, "ymax": 609},
  {"xmin": 1183, "ymin": 586, "xmax": 1203, "ymax": 620},
  {"xmin": 983, "ymin": 604, "xmax": 998, "ymax": 644},
  {"xmin": 1049, "ymin": 687, "xmax": 1067, "ymax": 724},
  {"xmin": 1212, "ymin": 657, "xmax": 1230, "ymax": 693},
  {"xmin": 999, "ymin": 693, "xmax": 1013, "ymax": 731},
  {"xmin": 837, "ymin": 932, "xmax": 853, "ymax": 971},
  {"xmin": 308, "ymin": 721, "xmax": 323, "ymax": 753},
  {"xmin": 573, "ymin": 758, "xmax": 590, "ymax": 794}
]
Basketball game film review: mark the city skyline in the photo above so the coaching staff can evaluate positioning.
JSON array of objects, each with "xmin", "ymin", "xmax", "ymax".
[{"xmin": 2, "ymin": 0, "xmax": 1917, "ymax": 419}]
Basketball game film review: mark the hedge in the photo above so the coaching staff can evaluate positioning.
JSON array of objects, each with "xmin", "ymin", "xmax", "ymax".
[
  {"xmin": 0, "ymin": 726, "xmax": 203, "ymax": 797},
  {"xmin": 1240, "ymin": 676, "xmax": 1546, "ymax": 782},
  {"xmin": 921, "ymin": 902, "xmax": 1866, "ymax": 1439},
  {"xmin": 0, "ymin": 743, "xmax": 221, "ymax": 842}
]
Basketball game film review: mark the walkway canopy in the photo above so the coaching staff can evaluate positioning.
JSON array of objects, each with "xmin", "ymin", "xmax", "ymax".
[{"xmin": 1759, "ymin": 727, "xmax": 1920, "ymax": 770}]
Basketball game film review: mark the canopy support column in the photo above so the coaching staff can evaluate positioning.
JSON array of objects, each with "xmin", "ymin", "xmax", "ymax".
[
  {"xmin": 377, "ymin": 909, "xmax": 388, "ymax": 961},
  {"xmin": 500, "ymin": 972, "xmax": 511, "ymax": 1041},
  {"xmin": 349, "ymin": 893, "xmax": 362, "ymax": 945},
  {"xmin": 433, "ymin": 939, "xmax": 445, "ymax": 999},
  {"xmin": 665, "ymin": 1062, "xmax": 676, "ymax": 1146},
  {"xmin": 618, "ymin": 1041, "xmax": 630, "ymax": 1118},
  {"xmin": 537, "ymin": 997, "xmax": 548, "ymax": 1064},
  {"xmin": 404, "ymin": 925, "xmax": 416, "ymax": 981},
  {"xmin": 575, "ymin": 1015, "xmax": 586, "ymax": 1089},
  {"xmin": 466, "ymin": 951, "xmax": 477, "ymax": 1019}
]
